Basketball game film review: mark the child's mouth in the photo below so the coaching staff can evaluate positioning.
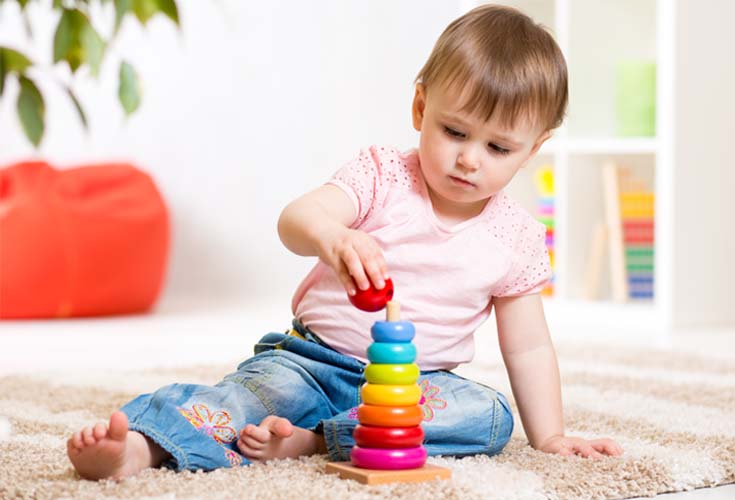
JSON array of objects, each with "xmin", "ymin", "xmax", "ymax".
[{"xmin": 449, "ymin": 175, "xmax": 475, "ymax": 188}]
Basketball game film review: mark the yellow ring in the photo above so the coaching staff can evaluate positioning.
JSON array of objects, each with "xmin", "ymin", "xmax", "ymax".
[
  {"xmin": 361, "ymin": 383, "xmax": 421, "ymax": 406},
  {"xmin": 364, "ymin": 363, "xmax": 420, "ymax": 385}
]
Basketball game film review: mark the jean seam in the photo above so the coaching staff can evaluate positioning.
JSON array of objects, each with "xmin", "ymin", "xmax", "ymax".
[
  {"xmin": 321, "ymin": 420, "xmax": 342, "ymax": 461},
  {"xmin": 237, "ymin": 358, "xmax": 280, "ymax": 416},
  {"xmin": 488, "ymin": 397, "xmax": 501, "ymax": 451}
]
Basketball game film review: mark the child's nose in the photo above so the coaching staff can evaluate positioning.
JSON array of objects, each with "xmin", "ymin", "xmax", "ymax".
[{"xmin": 458, "ymin": 145, "xmax": 481, "ymax": 171}]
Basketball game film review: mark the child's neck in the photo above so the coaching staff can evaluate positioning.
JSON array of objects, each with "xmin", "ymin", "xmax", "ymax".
[{"xmin": 427, "ymin": 187, "xmax": 490, "ymax": 226}]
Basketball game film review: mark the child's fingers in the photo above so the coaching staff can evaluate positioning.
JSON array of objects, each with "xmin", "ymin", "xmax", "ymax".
[
  {"xmin": 556, "ymin": 446, "xmax": 574, "ymax": 456},
  {"xmin": 355, "ymin": 238, "xmax": 387, "ymax": 289},
  {"xmin": 591, "ymin": 439, "xmax": 623, "ymax": 456},
  {"xmin": 342, "ymin": 247, "xmax": 370, "ymax": 291},
  {"xmin": 574, "ymin": 442, "xmax": 603, "ymax": 459},
  {"xmin": 362, "ymin": 258, "xmax": 386, "ymax": 290},
  {"xmin": 334, "ymin": 260, "xmax": 358, "ymax": 295}
]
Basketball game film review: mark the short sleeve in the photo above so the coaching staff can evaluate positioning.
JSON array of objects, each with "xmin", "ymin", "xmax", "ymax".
[
  {"xmin": 493, "ymin": 218, "xmax": 552, "ymax": 297},
  {"xmin": 327, "ymin": 146, "xmax": 400, "ymax": 228}
]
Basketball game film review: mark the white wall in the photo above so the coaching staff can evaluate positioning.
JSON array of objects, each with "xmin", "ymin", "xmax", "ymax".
[
  {"xmin": 0, "ymin": 1, "xmax": 460, "ymax": 307},
  {"xmin": 672, "ymin": 0, "xmax": 735, "ymax": 327}
]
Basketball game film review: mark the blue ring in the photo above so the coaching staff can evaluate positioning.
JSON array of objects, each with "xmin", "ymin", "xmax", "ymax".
[
  {"xmin": 367, "ymin": 342, "xmax": 417, "ymax": 364},
  {"xmin": 370, "ymin": 321, "xmax": 416, "ymax": 343}
]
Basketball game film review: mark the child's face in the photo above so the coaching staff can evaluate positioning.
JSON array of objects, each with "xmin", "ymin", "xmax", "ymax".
[{"xmin": 412, "ymin": 84, "xmax": 550, "ymax": 218}]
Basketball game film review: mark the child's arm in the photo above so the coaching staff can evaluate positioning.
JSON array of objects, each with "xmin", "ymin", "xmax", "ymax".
[
  {"xmin": 494, "ymin": 293, "xmax": 623, "ymax": 458},
  {"xmin": 278, "ymin": 184, "xmax": 388, "ymax": 294}
]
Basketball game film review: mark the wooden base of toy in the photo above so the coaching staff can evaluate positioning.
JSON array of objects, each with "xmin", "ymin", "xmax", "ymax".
[{"xmin": 325, "ymin": 461, "xmax": 451, "ymax": 485}]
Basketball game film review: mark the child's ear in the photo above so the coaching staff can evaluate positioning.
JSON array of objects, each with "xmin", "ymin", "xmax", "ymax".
[
  {"xmin": 521, "ymin": 130, "xmax": 552, "ymax": 167},
  {"xmin": 531, "ymin": 130, "xmax": 552, "ymax": 155},
  {"xmin": 412, "ymin": 84, "xmax": 426, "ymax": 132}
]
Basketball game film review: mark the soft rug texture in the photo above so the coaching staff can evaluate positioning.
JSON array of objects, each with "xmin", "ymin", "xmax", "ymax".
[{"xmin": 1, "ymin": 344, "xmax": 733, "ymax": 500}]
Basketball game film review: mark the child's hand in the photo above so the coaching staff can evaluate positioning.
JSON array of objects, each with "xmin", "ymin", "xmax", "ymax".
[
  {"xmin": 316, "ymin": 226, "xmax": 389, "ymax": 296},
  {"xmin": 538, "ymin": 435, "xmax": 623, "ymax": 458}
]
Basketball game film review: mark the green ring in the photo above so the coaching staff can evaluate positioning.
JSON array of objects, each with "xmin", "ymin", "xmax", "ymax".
[{"xmin": 365, "ymin": 363, "xmax": 420, "ymax": 385}]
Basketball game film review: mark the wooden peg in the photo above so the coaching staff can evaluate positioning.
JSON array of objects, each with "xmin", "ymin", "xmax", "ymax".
[{"xmin": 386, "ymin": 301, "xmax": 400, "ymax": 321}]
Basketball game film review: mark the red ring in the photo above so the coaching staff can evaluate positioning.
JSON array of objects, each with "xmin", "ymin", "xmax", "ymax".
[{"xmin": 353, "ymin": 424, "xmax": 424, "ymax": 448}]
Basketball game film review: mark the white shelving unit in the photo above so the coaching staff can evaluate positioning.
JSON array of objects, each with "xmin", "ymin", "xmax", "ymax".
[{"xmin": 461, "ymin": 0, "xmax": 677, "ymax": 342}]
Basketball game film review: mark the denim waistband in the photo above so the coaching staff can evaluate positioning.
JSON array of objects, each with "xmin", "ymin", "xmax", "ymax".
[{"xmin": 289, "ymin": 319, "xmax": 334, "ymax": 350}]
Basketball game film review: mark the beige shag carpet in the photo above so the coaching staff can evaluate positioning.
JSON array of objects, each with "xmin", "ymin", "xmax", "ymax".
[{"xmin": 1, "ymin": 344, "xmax": 734, "ymax": 500}]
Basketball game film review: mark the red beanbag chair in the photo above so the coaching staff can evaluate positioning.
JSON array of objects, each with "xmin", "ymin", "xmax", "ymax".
[{"xmin": 0, "ymin": 161, "xmax": 169, "ymax": 318}]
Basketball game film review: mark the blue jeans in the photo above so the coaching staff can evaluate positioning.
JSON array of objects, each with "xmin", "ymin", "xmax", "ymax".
[{"xmin": 121, "ymin": 321, "xmax": 514, "ymax": 471}]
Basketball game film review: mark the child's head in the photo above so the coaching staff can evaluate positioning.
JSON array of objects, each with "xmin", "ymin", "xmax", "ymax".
[{"xmin": 411, "ymin": 4, "xmax": 568, "ymax": 217}]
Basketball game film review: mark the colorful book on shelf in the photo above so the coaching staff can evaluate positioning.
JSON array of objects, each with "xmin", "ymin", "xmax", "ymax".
[{"xmin": 533, "ymin": 165, "xmax": 555, "ymax": 296}]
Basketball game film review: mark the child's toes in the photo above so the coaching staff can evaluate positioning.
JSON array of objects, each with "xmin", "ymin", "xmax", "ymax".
[
  {"xmin": 240, "ymin": 434, "xmax": 266, "ymax": 450},
  {"xmin": 245, "ymin": 424, "xmax": 271, "ymax": 443},
  {"xmin": 92, "ymin": 423, "xmax": 107, "ymax": 440},
  {"xmin": 70, "ymin": 431, "xmax": 83, "ymax": 449},
  {"xmin": 82, "ymin": 427, "xmax": 96, "ymax": 446},
  {"xmin": 271, "ymin": 417, "xmax": 294, "ymax": 438},
  {"xmin": 237, "ymin": 437, "xmax": 264, "ymax": 457}
]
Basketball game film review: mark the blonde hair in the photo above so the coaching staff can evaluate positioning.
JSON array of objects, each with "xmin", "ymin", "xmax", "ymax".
[{"xmin": 416, "ymin": 4, "xmax": 568, "ymax": 131}]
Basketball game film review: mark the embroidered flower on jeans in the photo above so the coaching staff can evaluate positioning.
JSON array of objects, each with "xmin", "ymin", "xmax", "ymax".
[
  {"xmin": 347, "ymin": 407, "xmax": 359, "ymax": 420},
  {"xmin": 223, "ymin": 447, "xmax": 242, "ymax": 466},
  {"xmin": 178, "ymin": 403, "xmax": 237, "ymax": 444},
  {"xmin": 418, "ymin": 379, "xmax": 447, "ymax": 421}
]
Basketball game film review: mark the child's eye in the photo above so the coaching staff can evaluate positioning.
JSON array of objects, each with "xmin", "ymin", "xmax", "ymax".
[
  {"xmin": 489, "ymin": 143, "xmax": 510, "ymax": 155},
  {"xmin": 444, "ymin": 126, "xmax": 465, "ymax": 138}
]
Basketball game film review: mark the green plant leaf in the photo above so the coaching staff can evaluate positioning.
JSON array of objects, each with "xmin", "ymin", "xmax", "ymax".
[
  {"xmin": 0, "ymin": 47, "xmax": 33, "ymax": 97},
  {"xmin": 65, "ymin": 85, "xmax": 88, "ymax": 130},
  {"xmin": 132, "ymin": 0, "xmax": 158, "ymax": 25},
  {"xmin": 118, "ymin": 60, "xmax": 140, "ymax": 115},
  {"xmin": 17, "ymin": 76, "xmax": 45, "ymax": 147},
  {"xmin": 53, "ymin": 9, "xmax": 104, "ymax": 74},
  {"xmin": 155, "ymin": 0, "xmax": 179, "ymax": 25},
  {"xmin": 81, "ymin": 20, "xmax": 106, "ymax": 76},
  {"xmin": 54, "ymin": 9, "xmax": 85, "ymax": 71},
  {"xmin": 113, "ymin": 0, "xmax": 132, "ymax": 34},
  {"xmin": 0, "ymin": 46, "xmax": 33, "ymax": 73}
]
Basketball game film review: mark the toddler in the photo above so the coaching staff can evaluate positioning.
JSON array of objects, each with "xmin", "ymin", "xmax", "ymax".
[{"xmin": 67, "ymin": 4, "xmax": 622, "ymax": 480}]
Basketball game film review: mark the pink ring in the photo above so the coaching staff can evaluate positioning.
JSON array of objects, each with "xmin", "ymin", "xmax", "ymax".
[{"xmin": 350, "ymin": 445, "xmax": 427, "ymax": 470}]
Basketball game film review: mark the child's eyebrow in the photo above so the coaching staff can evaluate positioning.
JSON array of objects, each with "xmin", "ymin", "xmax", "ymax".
[{"xmin": 439, "ymin": 112, "xmax": 523, "ymax": 147}]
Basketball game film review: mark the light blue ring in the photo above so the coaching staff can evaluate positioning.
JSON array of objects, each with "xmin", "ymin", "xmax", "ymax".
[
  {"xmin": 370, "ymin": 321, "xmax": 416, "ymax": 343},
  {"xmin": 367, "ymin": 342, "xmax": 417, "ymax": 364}
]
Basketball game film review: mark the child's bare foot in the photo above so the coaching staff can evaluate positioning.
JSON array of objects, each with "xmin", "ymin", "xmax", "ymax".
[
  {"xmin": 67, "ymin": 411, "xmax": 167, "ymax": 480},
  {"xmin": 237, "ymin": 415, "xmax": 327, "ymax": 460}
]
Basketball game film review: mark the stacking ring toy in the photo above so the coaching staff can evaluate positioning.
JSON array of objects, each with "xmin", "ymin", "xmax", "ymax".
[
  {"xmin": 349, "ymin": 277, "xmax": 394, "ymax": 312},
  {"xmin": 361, "ymin": 383, "xmax": 421, "ymax": 406},
  {"xmin": 350, "ymin": 445, "xmax": 427, "ymax": 470},
  {"xmin": 357, "ymin": 404, "xmax": 423, "ymax": 427},
  {"xmin": 367, "ymin": 342, "xmax": 416, "ymax": 364},
  {"xmin": 353, "ymin": 424, "xmax": 424, "ymax": 448},
  {"xmin": 365, "ymin": 363, "xmax": 419, "ymax": 385},
  {"xmin": 370, "ymin": 321, "xmax": 415, "ymax": 343}
]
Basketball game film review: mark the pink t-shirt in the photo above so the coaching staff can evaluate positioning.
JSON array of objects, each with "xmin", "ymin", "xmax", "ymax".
[{"xmin": 292, "ymin": 145, "xmax": 551, "ymax": 370}]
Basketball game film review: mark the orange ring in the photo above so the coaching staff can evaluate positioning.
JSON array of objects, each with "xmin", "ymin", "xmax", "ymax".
[{"xmin": 356, "ymin": 404, "xmax": 423, "ymax": 427}]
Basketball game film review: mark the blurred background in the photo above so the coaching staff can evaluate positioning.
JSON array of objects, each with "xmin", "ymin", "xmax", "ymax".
[{"xmin": 1, "ymin": 0, "xmax": 733, "ymax": 371}]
